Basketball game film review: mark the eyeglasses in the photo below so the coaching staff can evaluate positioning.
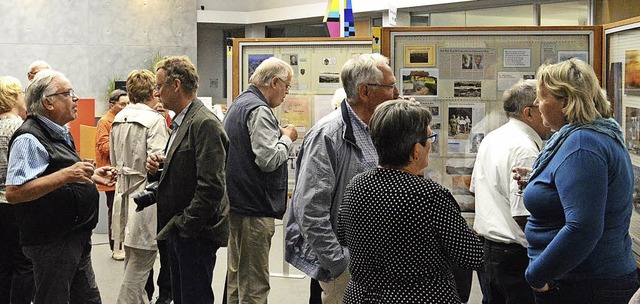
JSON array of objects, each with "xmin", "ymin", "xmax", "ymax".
[
  {"xmin": 277, "ymin": 78, "xmax": 291, "ymax": 93},
  {"xmin": 45, "ymin": 89, "xmax": 76, "ymax": 98},
  {"xmin": 367, "ymin": 83, "xmax": 396, "ymax": 90},
  {"xmin": 155, "ymin": 81, "xmax": 167, "ymax": 91},
  {"xmin": 427, "ymin": 132, "xmax": 438, "ymax": 143}
]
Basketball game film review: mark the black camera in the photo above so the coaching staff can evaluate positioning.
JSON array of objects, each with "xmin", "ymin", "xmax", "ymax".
[{"xmin": 132, "ymin": 181, "xmax": 159, "ymax": 212}]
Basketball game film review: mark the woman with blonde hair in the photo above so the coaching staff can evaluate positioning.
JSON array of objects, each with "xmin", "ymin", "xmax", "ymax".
[
  {"xmin": 521, "ymin": 58, "xmax": 639, "ymax": 303},
  {"xmin": 0, "ymin": 76, "xmax": 32, "ymax": 304}
]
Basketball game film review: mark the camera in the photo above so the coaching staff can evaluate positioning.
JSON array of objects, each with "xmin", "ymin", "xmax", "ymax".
[{"xmin": 131, "ymin": 181, "xmax": 159, "ymax": 212}]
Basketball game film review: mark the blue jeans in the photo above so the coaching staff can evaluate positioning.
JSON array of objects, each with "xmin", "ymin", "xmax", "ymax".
[
  {"xmin": 22, "ymin": 230, "xmax": 101, "ymax": 304},
  {"xmin": 167, "ymin": 233, "xmax": 219, "ymax": 304},
  {"xmin": 534, "ymin": 270, "xmax": 639, "ymax": 304}
]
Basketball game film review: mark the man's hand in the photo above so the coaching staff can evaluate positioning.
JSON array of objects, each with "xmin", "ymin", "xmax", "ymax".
[
  {"xmin": 64, "ymin": 162, "xmax": 95, "ymax": 184},
  {"xmin": 512, "ymin": 166, "xmax": 533, "ymax": 190},
  {"xmin": 146, "ymin": 153, "xmax": 166, "ymax": 174},
  {"xmin": 280, "ymin": 124, "xmax": 298, "ymax": 142},
  {"xmin": 93, "ymin": 166, "xmax": 117, "ymax": 187}
]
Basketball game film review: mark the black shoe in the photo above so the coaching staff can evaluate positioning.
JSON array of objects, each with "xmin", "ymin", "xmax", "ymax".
[{"xmin": 153, "ymin": 296, "xmax": 172, "ymax": 304}]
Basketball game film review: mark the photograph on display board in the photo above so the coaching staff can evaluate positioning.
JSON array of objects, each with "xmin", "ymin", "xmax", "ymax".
[
  {"xmin": 557, "ymin": 50, "xmax": 588, "ymax": 63},
  {"xmin": 448, "ymin": 102, "xmax": 485, "ymax": 154},
  {"xmin": 445, "ymin": 158, "xmax": 475, "ymax": 211},
  {"xmin": 248, "ymin": 54, "xmax": 274, "ymax": 80},
  {"xmin": 625, "ymin": 106, "xmax": 640, "ymax": 156},
  {"xmin": 279, "ymin": 96, "xmax": 311, "ymax": 130},
  {"xmin": 454, "ymin": 81, "xmax": 481, "ymax": 98},
  {"xmin": 462, "ymin": 54, "xmax": 473, "ymax": 69},
  {"xmin": 400, "ymin": 68, "xmax": 438, "ymax": 96},
  {"xmin": 468, "ymin": 133, "xmax": 485, "ymax": 153},
  {"xmin": 318, "ymin": 72, "xmax": 340, "ymax": 84},
  {"xmin": 404, "ymin": 45, "xmax": 436, "ymax": 67},
  {"xmin": 473, "ymin": 54, "xmax": 484, "ymax": 70},
  {"xmin": 421, "ymin": 101, "xmax": 441, "ymax": 155},
  {"xmin": 625, "ymin": 50, "xmax": 640, "ymax": 96}
]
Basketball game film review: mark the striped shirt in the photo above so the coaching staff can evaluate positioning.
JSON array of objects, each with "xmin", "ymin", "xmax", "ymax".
[{"xmin": 6, "ymin": 115, "xmax": 73, "ymax": 186}]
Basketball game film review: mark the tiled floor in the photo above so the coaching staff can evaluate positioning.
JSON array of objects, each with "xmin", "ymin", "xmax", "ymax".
[{"xmin": 91, "ymin": 221, "xmax": 483, "ymax": 304}]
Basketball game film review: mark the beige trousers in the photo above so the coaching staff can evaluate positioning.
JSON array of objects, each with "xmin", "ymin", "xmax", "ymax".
[
  {"xmin": 226, "ymin": 214, "xmax": 275, "ymax": 304},
  {"xmin": 319, "ymin": 268, "xmax": 351, "ymax": 304},
  {"xmin": 116, "ymin": 246, "xmax": 157, "ymax": 304}
]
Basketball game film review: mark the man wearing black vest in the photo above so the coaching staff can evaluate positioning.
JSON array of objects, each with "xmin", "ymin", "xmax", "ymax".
[
  {"xmin": 5, "ymin": 70, "xmax": 116, "ymax": 303},
  {"xmin": 223, "ymin": 57, "xmax": 298, "ymax": 303}
]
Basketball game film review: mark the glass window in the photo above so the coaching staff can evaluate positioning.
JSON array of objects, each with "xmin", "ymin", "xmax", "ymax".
[
  {"xmin": 430, "ymin": 5, "xmax": 534, "ymax": 27},
  {"xmin": 465, "ymin": 5, "xmax": 534, "ymax": 26},
  {"xmin": 541, "ymin": 1, "xmax": 589, "ymax": 26}
]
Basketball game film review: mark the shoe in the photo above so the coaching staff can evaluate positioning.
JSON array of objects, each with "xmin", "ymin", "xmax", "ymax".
[
  {"xmin": 111, "ymin": 249, "xmax": 125, "ymax": 261},
  {"xmin": 152, "ymin": 295, "xmax": 172, "ymax": 304}
]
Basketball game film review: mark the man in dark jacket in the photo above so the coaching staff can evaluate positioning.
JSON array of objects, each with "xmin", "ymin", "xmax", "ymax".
[{"xmin": 146, "ymin": 56, "xmax": 229, "ymax": 304}]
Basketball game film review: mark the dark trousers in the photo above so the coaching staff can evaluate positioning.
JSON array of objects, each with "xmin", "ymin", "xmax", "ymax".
[
  {"xmin": 309, "ymin": 278, "xmax": 322, "ymax": 304},
  {"xmin": 144, "ymin": 240, "xmax": 172, "ymax": 301},
  {"xmin": 104, "ymin": 191, "xmax": 115, "ymax": 251},
  {"xmin": 484, "ymin": 239, "xmax": 534, "ymax": 304},
  {"xmin": 534, "ymin": 269, "xmax": 639, "ymax": 304},
  {"xmin": 452, "ymin": 266, "xmax": 489, "ymax": 303},
  {"xmin": 0, "ymin": 204, "xmax": 34, "ymax": 304},
  {"xmin": 166, "ymin": 233, "xmax": 219, "ymax": 304},
  {"xmin": 22, "ymin": 231, "xmax": 101, "ymax": 304}
]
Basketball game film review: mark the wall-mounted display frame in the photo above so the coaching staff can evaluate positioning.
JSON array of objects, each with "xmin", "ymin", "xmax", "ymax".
[
  {"xmin": 604, "ymin": 16, "xmax": 640, "ymax": 263},
  {"xmin": 382, "ymin": 26, "xmax": 601, "ymax": 214}
]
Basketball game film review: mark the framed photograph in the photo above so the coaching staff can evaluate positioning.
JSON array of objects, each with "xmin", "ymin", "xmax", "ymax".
[
  {"xmin": 404, "ymin": 45, "xmax": 436, "ymax": 67},
  {"xmin": 400, "ymin": 68, "xmax": 438, "ymax": 96},
  {"xmin": 625, "ymin": 50, "xmax": 640, "ymax": 96}
]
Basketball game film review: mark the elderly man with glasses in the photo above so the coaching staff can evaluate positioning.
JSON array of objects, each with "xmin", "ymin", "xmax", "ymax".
[
  {"xmin": 26, "ymin": 60, "xmax": 50, "ymax": 82},
  {"xmin": 222, "ymin": 57, "xmax": 298, "ymax": 303},
  {"xmin": 285, "ymin": 53, "xmax": 399, "ymax": 303},
  {"xmin": 5, "ymin": 70, "xmax": 116, "ymax": 303},
  {"xmin": 469, "ymin": 79, "xmax": 550, "ymax": 304}
]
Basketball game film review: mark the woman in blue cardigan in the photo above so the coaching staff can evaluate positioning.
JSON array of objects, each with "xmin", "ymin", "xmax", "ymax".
[{"xmin": 522, "ymin": 58, "xmax": 639, "ymax": 303}]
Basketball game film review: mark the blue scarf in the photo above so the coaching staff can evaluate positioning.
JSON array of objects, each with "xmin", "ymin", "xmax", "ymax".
[{"xmin": 530, "ymin": 118, "xmax": 625, "ymax": 180}]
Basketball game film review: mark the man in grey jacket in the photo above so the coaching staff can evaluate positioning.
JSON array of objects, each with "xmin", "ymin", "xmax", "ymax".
[{"xmin": 284, "ymin": 53, "xmax": 399, "ymax": 303}]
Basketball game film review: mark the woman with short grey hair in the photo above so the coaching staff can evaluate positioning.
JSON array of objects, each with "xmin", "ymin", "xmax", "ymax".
[{"xmin": 337, "ymin": 100, "xmax": 483, "ymax": 303}]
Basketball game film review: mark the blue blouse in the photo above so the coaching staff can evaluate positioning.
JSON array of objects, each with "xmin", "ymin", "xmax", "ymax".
[{"xmin": 524, "ymin": 128, "xmax": 637, "ymax": 289}]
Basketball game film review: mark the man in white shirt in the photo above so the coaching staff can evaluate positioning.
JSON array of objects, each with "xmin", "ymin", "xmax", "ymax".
[{"xmin": 470, "ymin": 80, "xmax": 549, "ymax": 304}]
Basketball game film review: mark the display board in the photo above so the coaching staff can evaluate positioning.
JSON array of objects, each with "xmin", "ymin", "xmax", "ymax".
[
  {"xmin": 605, "ymin": 17, "xmax": 640, "ymax": 262},
  {"xmin": 382, "ymin": 26, "xmax": 601, "ymax": 213},
  {"xmin": 232, "ymin": 38, "xmax": 373, "ymax": 188}
]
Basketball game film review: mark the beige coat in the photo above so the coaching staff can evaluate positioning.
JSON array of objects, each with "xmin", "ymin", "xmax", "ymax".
[{"xmin": 110, "ymin": 103, "xmax": 169, "ymax": 250}]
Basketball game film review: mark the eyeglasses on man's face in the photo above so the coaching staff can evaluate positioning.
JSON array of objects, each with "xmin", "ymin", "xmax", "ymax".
[
  {"xmin": 367, "ymin": 83, "xmax": 396, "ymax": 90},
  {"xmin": 155, "ymin": 82, "xmax": 167, "ymax": 91},
  {"xmin": 45, "ymin": 89, "xmax": 76, "ymax": 99},
  {"xmin": 427, "ymin": 131, "xmax": 438, "ymax": 143},
  {"xmin": 277, "ymin": 77, "xmax": 291, "ymax": 93}
]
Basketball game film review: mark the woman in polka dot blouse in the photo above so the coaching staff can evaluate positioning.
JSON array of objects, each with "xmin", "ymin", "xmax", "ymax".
[{"xmin": 338, "ymin": 100, "xmax": 483, "ymax": 303}]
